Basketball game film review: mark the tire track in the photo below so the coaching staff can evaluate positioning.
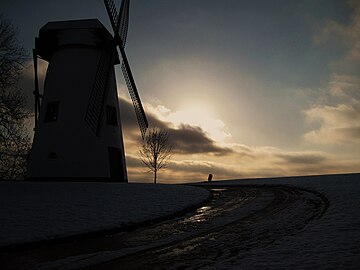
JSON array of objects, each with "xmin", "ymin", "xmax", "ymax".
[{"xmin": 90, "ymin": 186, "xmax": 328, "ymax": 270}]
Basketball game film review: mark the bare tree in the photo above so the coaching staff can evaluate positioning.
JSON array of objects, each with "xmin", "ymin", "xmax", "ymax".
[
  {"xmin": 0, "ymin": 15, "xmax": 27, "ymax": 90},
  {"xmin": 0, "ymin": 15, "xmax": 30, "ymax": 180},
  {"xmin": 139, "ymin": 127, "xmax": 172, "ymax": 183}
]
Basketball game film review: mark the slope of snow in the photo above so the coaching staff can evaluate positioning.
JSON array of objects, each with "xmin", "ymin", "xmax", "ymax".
[
  {"xmin": 200, "ymin": 173, "xmax": 360, "ymax": 269},
  {"xmin": 0, "ymin": 182, "xmax": 210, "ymax": 248}
]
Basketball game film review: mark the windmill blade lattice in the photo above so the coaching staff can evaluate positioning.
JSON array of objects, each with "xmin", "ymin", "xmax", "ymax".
[
  {"xmin": 105, "ymin": 0, "xmax": 129, "ymax": 46},
  {"xmin": 104, "ymin": 0, "xmax": 148, "ymax": 139},
  {"xmin": 119, "ymin": 45, "xmax": 148, "ymax": 139},
  {"xmin": 117, "ymin": 0, "xmax": 130, "ymax": 46},
  {"xmin": 104, "ymin": 0, "xmax": 119, "ymax": 33},
  {"xmin": 85, "ymin": 49, "xmax": 114, "ymax": 135}
]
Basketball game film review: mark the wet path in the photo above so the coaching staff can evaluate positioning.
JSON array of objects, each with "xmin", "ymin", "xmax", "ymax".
[{"xmin": 1, "ymin": 185, "xmax": 328, "ymax": 270}]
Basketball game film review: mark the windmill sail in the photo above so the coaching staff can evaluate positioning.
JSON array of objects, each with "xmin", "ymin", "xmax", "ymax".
[
  {"xmin": 104, "ymin": 0, "xmax": 119, "ymax": 33},
  {"xmin": 119, "ymin": 44, "xmax": 148, "ymax": 139},
  {"xmin": 33, "ymin": 37, "xmax": 42, "ymax": 129},
  {"xmin": 85, "ymin": 48, "xmax": 114, "ymax": 135},
  {"xmin": 105, "ymin": 0, "xmax": 129, "ymax": 44},
  {"xmin": 104, "ymin": 0, "xmax": 148, "ymax": 139},
  {"xmin": 117, "ymin": 0, "xmax": 130, "ymax": 46}
]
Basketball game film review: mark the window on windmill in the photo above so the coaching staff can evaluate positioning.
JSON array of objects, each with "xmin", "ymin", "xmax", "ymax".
[
  {"xmin": 44, "ymin": 102, "xmax": 59, "ymax": 122},
  {"xmin": 106, "ymin": 105, "xmax": 118, "ymax": 126}
]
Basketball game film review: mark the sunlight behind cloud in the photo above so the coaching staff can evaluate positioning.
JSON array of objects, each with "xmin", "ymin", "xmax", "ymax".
[{"xmin": 147, "ymin": 102, "xmax": 231, "ymax": 144}]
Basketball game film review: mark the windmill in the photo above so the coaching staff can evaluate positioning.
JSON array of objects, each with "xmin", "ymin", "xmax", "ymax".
[
  {"xmin": 103, "ymin": 0, "xmax": 148, "ymax": 139},
  {"xmin": 27, "ymin": 0, "xmax": 148, "ymax": 181}
]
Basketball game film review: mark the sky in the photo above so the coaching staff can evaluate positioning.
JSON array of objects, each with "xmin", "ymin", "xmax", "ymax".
[{"xmin": 1, "ymin": 0, "xmax": 360, "ymax": 183}]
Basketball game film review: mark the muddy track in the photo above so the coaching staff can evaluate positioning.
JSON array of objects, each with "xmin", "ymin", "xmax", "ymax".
[{"xmin": 1, "ymin": 185, "xmax": 329, "ymax": 270}]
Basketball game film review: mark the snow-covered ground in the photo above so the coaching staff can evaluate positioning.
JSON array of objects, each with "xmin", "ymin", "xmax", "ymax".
[
  {"xmin": 199, "ymin": 173, "xmax": 360, "ymax": 269},
  {"xmin": 1, "ymin": 174, "xmax": 359, "ymax": 269},
  {"xmin": 0, "ymin": 182, "xmax": 210, "ymax": 248}
]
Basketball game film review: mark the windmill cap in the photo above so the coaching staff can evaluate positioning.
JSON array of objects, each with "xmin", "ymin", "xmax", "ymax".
[{"xmin": 37, "ymin": 19, "xmax": 120, "ymax": 64}]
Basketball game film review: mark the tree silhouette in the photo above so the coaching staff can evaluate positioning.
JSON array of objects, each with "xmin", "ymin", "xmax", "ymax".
[
  {"xmin": 0, "ymin": 15, "xmax": 30, "ymax": 180},
  {"xmin": 139, "ymin": 127, "xmax": 172, "ymax": 183}
]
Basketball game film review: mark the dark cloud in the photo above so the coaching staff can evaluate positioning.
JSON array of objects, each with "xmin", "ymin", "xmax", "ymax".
[
  {"xmin": 125, "ymin": 153, "xmax": 239, "ymax": 181},
  {"xmin": 119, "ymin": 97, "xmax": 233, "ymax": 156},
  {"xmin": 168, "ymin": 124, "xmax": 233, "ymax": 155},
  {"xmin": 168, "ymin": 160, "xmax": 239, "ymax": 179},
  {"xmin": 337, "ymin": 126, "xmax": 360, "ymax": 141},
  {"xmin": 124, "ymin": 154, "xmax": 142, "ymax": 168},
  {"xmin": 275, "ymin": 152, "xmax": 327, "ymax": 165}
]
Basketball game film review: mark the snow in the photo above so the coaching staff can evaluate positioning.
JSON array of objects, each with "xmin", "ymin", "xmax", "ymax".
[
  {"xmin": 1, "ymin": 174, "xmax": 359, "ymax": 269},
  {"xmin": 199, "ymin": 173, "xmax": 360, "ymax": 269},
  {"xmin": 0, "ymin": 181, "xmax": 210, "ymax": 248}
]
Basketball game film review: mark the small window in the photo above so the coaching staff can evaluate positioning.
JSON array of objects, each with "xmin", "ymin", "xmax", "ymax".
[
  {"xmin": 106, "ymin": 105, "xmax": 118, "ymax": 126},
  {"xmin": 44, "ymin": 102, "xmax": 59, "ymax": 122}
]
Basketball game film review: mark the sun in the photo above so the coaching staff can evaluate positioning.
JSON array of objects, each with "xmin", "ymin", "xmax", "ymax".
[{"xmin": 165, "ymin": 103, "xmax": 231, "ymax": 144}]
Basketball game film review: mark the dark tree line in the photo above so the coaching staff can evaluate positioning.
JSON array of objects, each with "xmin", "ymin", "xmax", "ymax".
[{"xmin": 0, "ymin": 15, "xmax": 31, "ymax": 180}]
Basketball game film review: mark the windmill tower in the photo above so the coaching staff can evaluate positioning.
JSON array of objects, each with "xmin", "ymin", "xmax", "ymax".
[{"xmin": 27, "ymin": 0, "xmax": 148, "ymax": 181}]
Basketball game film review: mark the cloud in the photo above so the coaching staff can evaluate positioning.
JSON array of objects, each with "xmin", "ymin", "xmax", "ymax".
[
  {"xmin": 120, "ymin": 94, "xmax": 359, "ymax": 182},
  {"xmin": 125, "ymin": 154, "xmax": 241, "ymax": 183},
  {"xmin": 275, "ymin": 152, "xmax": 327, "ymax": 165},
  {"xmin": 126, "ymin": 144, "xmax": 358, "ymax": 183},
  {"xmin": 145, "ymin": 98, "xmax": 232, "ymax": 144},
  {"xmin": 304, "ymin": 74, "xmax": 360, "ymax": 144},
  {"xmin": 306, "ymin": 103, "xmax": 360, "ymax": 126},
  {"xmin": 329, "ymin": 74, "xmax": 360, "ymax": 102},
  {"xmin": 168, "ymin": 159, "xmax": 239, "ymax": 179},
  {"xmin": 119, "ymin": 96, "xmax": 233, "ymax": 155},
  {"xmin": 119, "ymin": 96, "xmax": 169, "ymax": 133},
  {"xmin": 169, "ymin": 124, "xmax": 233, "ymax": 155},
  {"xmin": 314, "ymin": 1, "xmax": 360, "ymax": 63},
  {"xmin": 124, "ymin": 154, "xmax": 142, "ymax": 168},
  {"xmin": 306, "ymin": 2, "xmax": 360, "ymax": 145}
]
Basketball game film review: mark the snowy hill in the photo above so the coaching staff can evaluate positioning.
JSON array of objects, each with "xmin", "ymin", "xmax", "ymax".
[
  {"xmin": 0, "ymin": 182, "xmax": 210, "ymax": 248},
  {"xmin": 196, "ymin": 173, "xmax": 360, "ymax": 269},
  {"xmin": 1, "ymin": 174, "xmax": 359, "ymax": 269}
]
